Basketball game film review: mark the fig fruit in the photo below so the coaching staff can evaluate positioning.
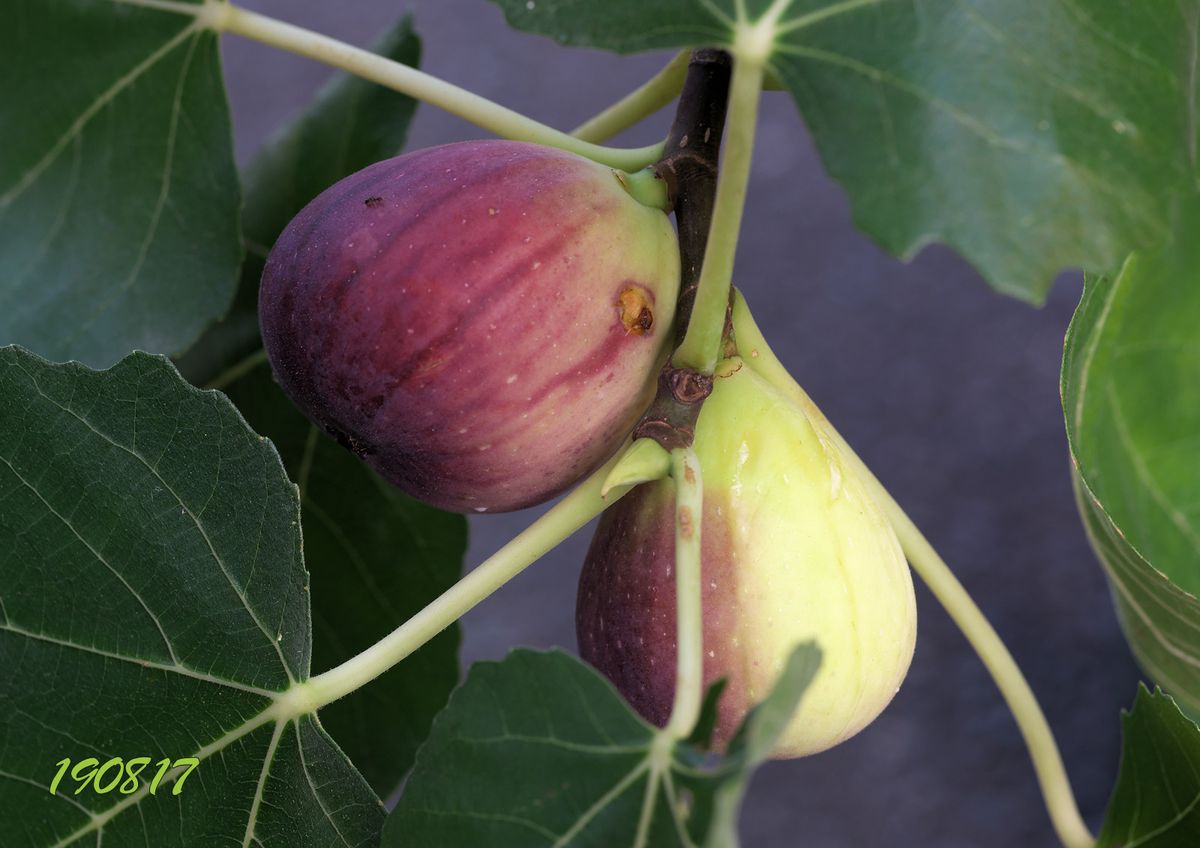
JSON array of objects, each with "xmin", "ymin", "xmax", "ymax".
[
  {"xmin": 577, "ymin": 357, "xmax": 917, "ymax": 758},
  {"xmin": 260, "ymin": 140, "xmax": 680, "ymax": 512}
]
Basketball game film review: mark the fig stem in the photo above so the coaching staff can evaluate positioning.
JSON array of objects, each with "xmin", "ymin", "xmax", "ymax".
[
  {"xmin": 299, "ymin": 448, "xmax": 636, "ymax": 713},
  {"xmin": 203, "ymin": 348, "xmax": 267, "ymax": 392},
  {"xmin": 885, "ymin": 505, "xmax": 1096, "ymax": 848},
  {"xmin": 570, "ymin": 50, "xmax": 691, "ymax": 144},
  {"xmin": 660, "ymin": 49, "xmax": 731, "ymax": 336},
  {"xmin": 627, "ymin": 51, "xmax": 731, "ymax": 453},
  {"xmin": 665, "ymin": 446, "xmax": 705, "ymax": 739},
  {"xmin": 601, "ymin": 438, "xmax": 672, "ymax": 496},
  {"xmin": 619, "ymin": 167, "xmax": 673, "ymax": 212},
  {"xmin": 204, "ymin": 1, "xmax": 663, "ymax": 171},
  {"xmin": 671, "ymin": 54, "xmax": 765, "ymax": 375},
  {"xmin": 730, "ymin": 292, "xmax": 1096, "ymax": 848}
]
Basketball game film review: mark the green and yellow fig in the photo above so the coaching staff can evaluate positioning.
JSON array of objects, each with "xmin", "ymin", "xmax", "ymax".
[{"xmin": 577, "ymin": 351, "xmax": 916, "ymax": 758}]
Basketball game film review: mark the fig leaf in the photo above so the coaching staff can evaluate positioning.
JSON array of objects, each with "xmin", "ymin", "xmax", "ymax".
[
  {"xmin": 383, "ymin": 644, "xmax": 820, "ymax": 847},
  {"xmin": 489, "ymin": 0, "xmax": 1193, "ymax": 302},
  {"xmin": 0, "ymin": 347, "xmax": 380, "ymax": 846},
  {"xmin": 1, "ymin": 0, "xmax": 241, "ymax": 366},
  {"xmin": 219, "ymin": 358, "xmax": 465, "ymax": 800},
  {"xmin": 1062, "ymin": 197, "xmax": 1200, "ymax": 717},
  {"xmin": 177, "ymin": 16, "xmax": 422, "ymax": 385},
  {"xmin": 1099, "ymin": 686, "xmax": 1200, "ymax": 846}
]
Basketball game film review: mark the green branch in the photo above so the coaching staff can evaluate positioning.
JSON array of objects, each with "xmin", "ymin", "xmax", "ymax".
[
  {"xmin": 294, "ymin": 448, "xmax": 635, "ymax": 713},
  {"xmin": 571, "ymin": 51, "xmax": 690, "ymax": 144},
  {"xmin": 204, "ymin": 348, "xmax": 267, "ymax": 392},
  {"xmin": 200, "ymin": 1, "xmax": 662, "ymax": 170},
  {"xmin": 885, "ymin": 503, "xmax": 1095, "ymax": 848},
  {"xmin": 671, "ymin": 54, "xmax": 764, "ymax": 374},
  {"xmin": 665, "ymin": 446, "xmax": 704, "ymax": 738}
]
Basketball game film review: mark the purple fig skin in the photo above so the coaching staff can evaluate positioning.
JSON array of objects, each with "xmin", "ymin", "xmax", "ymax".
[
  {"xmin": 259, "ymin": 140, "xmax": 679, "ymax": 513},
  {"xmin": 576, "ymin": 481, "xmax": 742, "ymax": 734}
]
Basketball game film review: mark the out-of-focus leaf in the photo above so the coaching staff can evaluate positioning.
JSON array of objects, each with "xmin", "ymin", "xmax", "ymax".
[
  {"xmin": 1062, "ymin": 200, "xmax": 1200, "ymax": 715},
  {"xmin": 1, "ymin": 0, "xmax": 241, "ymax": 366},
  {"xmin": 178, "ymin": 17, "xmax": 421, "ymax": 385}
]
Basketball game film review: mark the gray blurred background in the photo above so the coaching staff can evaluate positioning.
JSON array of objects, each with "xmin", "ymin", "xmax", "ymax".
[{"xmin": 223, "ymin": 2, "xmax": 1143, "ymax": 844}]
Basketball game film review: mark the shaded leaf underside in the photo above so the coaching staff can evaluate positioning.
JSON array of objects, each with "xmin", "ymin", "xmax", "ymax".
[
  {"xmin": 1100, "ymin": 686, "xmax": 1200, "ymax": 846},
  {"xmin": 1, "ymin": 0, "xmax": 241, "ymax": 366},
  {"xmin": 1063, "ymin": 211, "xmax": 1200, "ymax": 716}
]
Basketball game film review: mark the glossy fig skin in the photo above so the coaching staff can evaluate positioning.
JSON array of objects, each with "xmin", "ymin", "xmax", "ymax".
[
  {"xmin": 577, "ymin": 358, "xmax": 916, "ymax": 758},
  {"xmin": 260, "ymin": 140, "xmax": 679, "ymax": 513}
]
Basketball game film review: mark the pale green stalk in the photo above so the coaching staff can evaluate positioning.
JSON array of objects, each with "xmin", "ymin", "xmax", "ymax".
[
  {"xmin": 296, "ymin": 451, "xmax": 633, "ymax": 712},
  {"xmin": 571, "ymin": 51, "xmax": 690, "ymax": 144},
  {"xmin": 196, "ymin": 1, "xmax": 662, "ymax": 170},
  {"xmin": 204, "ymin": 348, "xmax": 267, "ymax": 391},
  {"xmin": 672, "ymin": 55, "xmax": 764, "ymax": 374},
  {"xmin": 665, "ymin": 446, "xmax": 705, "ymax": 738},
  {"xmin": 883, "ymin": 504, "xmax": 1094, "ymax": 848},
  {"xmin": 602, "ymin": 437, "xmax": 672, "ymax": 496}
]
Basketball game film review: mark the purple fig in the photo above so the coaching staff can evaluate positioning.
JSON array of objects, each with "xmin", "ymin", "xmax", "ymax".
[
  {"xmin": 259, "ymin": 140, "xmax": 679, "ymax": 512},
  {"xmin": 577, "ymin": 357, "xmax": 917, "ymax": 758}
]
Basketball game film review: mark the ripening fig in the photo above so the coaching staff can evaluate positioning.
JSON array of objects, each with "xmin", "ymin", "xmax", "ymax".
[
  {"xmin": 260, "ymin": 140, "xmax": 680, "ymax": 513},
  {"xmin": 577, "ymin": 357, "xmax": 917, "ymax": 758}
]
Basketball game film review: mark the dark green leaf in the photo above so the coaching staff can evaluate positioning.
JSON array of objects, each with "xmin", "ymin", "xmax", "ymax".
[
  {"xmin": 221, "ymin": 359, "xmax": 466, "ymax": 798},
  {"xmin": 177, "ymin": 18, "xmax": 422, "ymax": 385},
  {"xmin": 489, "ymin": 0, "xmax": 1194, "ymax": 301},
  {"xmin": 1099, "ymin": 686, "xmax": 1200, "ymax": 846},
  {"xmin": 679, "ymin": 647, "xmax": 822, "ymax": 846},
  {"xmin": 0, "ymin": 347, "xmax": 381, "ymax": 846},
  {"xmin": 383, "ymin": 644, "xmax": 820, "ymax": 847},
  {"xmin": 685, "ymin": 679, "xmax": 728, "ymax": 751},
  {"xmin": 1062, "ymin": 200, "xmax": 1200, "ymax": 715},
  {"xmin": 490, "ymin": 0, "xmax": 727, "ymax": 52},
  {"xmin": 1, "ymin": 1, "xmax": 241, "ymax": 366}
]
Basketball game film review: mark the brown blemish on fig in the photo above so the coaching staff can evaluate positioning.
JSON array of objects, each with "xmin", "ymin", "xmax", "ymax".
[
  {"xmin": 679, "ymin": 505, "xmax": 694, "ymax": 538},
  {"xmin": 618, "ymin": 287, "xmax": 654, "ymax": 335},
  {"xmin": 714, "ymin": 359, "xmax": 743, "ymax": 380},
  {"xmin": 684, "ymin": 463, "xmax": 696, "ymax": 485},
  {"xmin": 413, "ymin": 348, "xmax": 445, "ymax": 376},
  {"xmin": 364, "ymin": 196, "xmax": 384, "ymax": 208},
  {"xmin": 632, "ymin": 419, "xmax": 694, "ymax": 450},
  {"xmin": 666, "ymin": 367, "xmax": 713, "ymax": 404},
  {"xmin": 325, "ymin": 424, "xmax": 376, "ymax": 459}
]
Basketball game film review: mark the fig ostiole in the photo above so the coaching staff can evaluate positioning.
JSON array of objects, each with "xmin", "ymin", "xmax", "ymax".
[
  {"xmin": 577, "ymin": 356, "xmax": 917, "ymax": 758},
  {"xmin": 260, "ymin": 140, "xmax": 680, "ymax": 513}
]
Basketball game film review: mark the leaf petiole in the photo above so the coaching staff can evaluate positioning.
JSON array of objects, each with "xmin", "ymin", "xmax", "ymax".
[
  {"xmin": 199, "ymin": 1, "xmax": 663, "ymax": 170},
  {"xmin": 296, "ymin": 447, "xmax": 636, "ymax": 713},
  {"xmin": 671, "ymin": 53, "xmax": 764, "ymax": 374},
  {"xmin": 571, "ymin": 50, "xmax": 691, "ymax": 144},
  {"xmin": 665, "ymin": 446, "xmax": 705, "ymax": 739},
  {"xmin": 204, "ymin": 347, "xmax": 267, "ymax": 391}
]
